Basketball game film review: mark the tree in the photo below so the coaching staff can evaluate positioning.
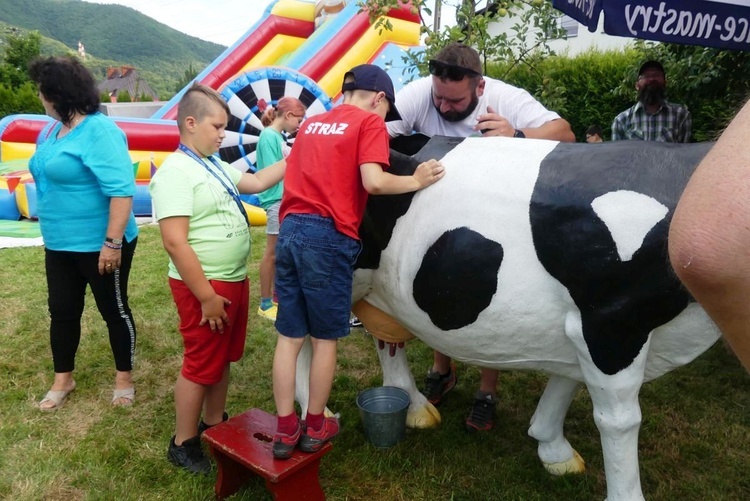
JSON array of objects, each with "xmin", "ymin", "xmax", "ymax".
[
  {"xmin": 14, "ymin": 82, "xmax": 44, "ymax": 114},
  {"xmin": 360, "ymin": 1, "xmax": 566, "ymax": 79},
  {"xmin": 0, "ymin": 31, "xmax": 43, "ymax": 116},
  {"xmin": 174, "ymin": 63, "xmax": 199, "ymax": 93},
  {"xmin": 0, "ymin": 30, "xmax": 42, "ymax": 88}
]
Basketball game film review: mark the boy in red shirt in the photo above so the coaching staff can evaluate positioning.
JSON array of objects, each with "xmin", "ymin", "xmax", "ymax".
[{"xmin": 272, "ymin": 64, "xmax": 445, "ymax": 458}]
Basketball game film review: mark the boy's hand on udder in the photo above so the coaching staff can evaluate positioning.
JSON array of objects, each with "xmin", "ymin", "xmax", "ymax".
[{"xmin": 199, "ymin": 294, "xmax": 232, "ymax": 333}]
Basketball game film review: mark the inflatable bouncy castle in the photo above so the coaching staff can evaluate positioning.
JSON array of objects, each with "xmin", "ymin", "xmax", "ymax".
[{"xmin": 0, "ymin": 0, "xmax": 422, "ymax": 241}]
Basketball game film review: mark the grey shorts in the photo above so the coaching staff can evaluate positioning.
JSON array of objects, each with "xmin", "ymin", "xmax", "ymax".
[{"xmin": 265, "ymin": 202, "xmax": 281, "ymax": 235}]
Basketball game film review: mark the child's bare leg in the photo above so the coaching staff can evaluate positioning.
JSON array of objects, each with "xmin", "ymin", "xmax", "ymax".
[
  {"xmin": 174, "ymin": 374, "xmax": 207, "ymax": 443},
  {"xmin": 260, "ymin": 235, "xmax": 278, "ymax": 300},
  {"xmin": 203, "ymin": 364, "xmax": 230, "ymax": 425},
  {"xmin": 308, "ymin": 338, "xmax": 338, "ymax": 415},
  {"xmin": 273, "ymin": 334, "xmax": 306, "ymax": 416}
]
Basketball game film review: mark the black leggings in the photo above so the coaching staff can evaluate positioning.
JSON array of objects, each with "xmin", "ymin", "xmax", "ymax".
[{"xmin": 45, "ymin": 238, "xmax": 137, "ymax": 373}]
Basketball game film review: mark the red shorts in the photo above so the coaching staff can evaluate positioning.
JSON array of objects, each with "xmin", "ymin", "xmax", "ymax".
[{"xmin": 169, "ymin": 277, "xmax": 249, "ymax": 385}]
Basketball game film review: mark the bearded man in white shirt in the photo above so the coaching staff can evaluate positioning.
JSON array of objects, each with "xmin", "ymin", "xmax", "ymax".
[{"xmin": 386, "ymin": 42, "xmax": 574, "ymax": 433}]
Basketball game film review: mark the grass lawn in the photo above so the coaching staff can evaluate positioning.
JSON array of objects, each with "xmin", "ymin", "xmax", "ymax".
[{"xmin": 0, "ymin": 224, "xmax": 748, "ymax": 500}]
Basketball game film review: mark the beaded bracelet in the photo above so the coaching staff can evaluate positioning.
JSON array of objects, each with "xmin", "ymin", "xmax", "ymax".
[{"xmin": 103, "ymin": 242, "xmax": 123, "ymax": 250}]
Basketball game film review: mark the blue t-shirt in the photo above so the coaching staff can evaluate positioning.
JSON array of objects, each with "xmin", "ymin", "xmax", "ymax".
[{"xmin": 29, "ymin": 112, "xmax": 138, "ymax": 251}]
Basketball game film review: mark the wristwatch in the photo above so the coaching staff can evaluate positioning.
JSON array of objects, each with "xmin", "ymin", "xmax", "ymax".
[
  {"xmin": 513, "ymin": 129, "xmax": 526, "ymax": 138},
  {"xmin": 105, "ymin": 237, "xmax": 123, "ymax": 245}
]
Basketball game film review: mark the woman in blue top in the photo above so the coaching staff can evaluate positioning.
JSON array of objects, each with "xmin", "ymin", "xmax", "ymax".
[
  {"xmin": 255, "ymin": 97, "xmax": 306, "ymax": 321},
  {"xmin": 29, "ymin": 56, "xmax": 139, "ymax": 410}
]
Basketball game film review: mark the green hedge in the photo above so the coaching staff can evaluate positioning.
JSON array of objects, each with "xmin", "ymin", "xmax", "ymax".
[
  {"xmin": 490, "ymin": 45, "xmax": 750, "ymax": 142},
  {"xmin": 0, "ymin": 82, "xmax": 43, "ymax": 117}
]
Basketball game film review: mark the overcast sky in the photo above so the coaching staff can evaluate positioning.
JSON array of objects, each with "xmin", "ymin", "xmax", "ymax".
[
  {"xmin": 83, "ymin": 0, "xmax": 273, "ymax": 46},
  {"xmin": 82, "ymin": 1, "xmax": 457, "ymax": 47}
]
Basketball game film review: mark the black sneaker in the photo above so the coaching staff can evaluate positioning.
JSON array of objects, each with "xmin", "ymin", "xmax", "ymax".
[
  {"xmin": 421, "ymin": 364, "xmax": 457, "ymax": 405},
  {"xmin": 167, "ymin": 435, "xmax": 211, "ymax": 474},
  {"xmin": 465, "ymin": 391, "xmax": 498, "ymax": 432},
  {"xmin": 198, "ymin": 411, "xmax": 229, "ymax": 435},
  {"xmin": 349, "ymin": 316, "xmax": 363, "ymax": 328}
]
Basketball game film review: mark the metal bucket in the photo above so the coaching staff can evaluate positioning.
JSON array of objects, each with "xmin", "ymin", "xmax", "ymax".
[{"xmin": 356, "ymin": 386, "xmax": 410, "ymax": 448}]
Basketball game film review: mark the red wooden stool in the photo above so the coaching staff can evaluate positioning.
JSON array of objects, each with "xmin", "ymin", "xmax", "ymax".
[{"xmin": 202, "ymin": 408, "xmax": 332, "ymax": 500}]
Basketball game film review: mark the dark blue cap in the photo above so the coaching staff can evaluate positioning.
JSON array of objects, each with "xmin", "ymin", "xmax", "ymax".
[{"xmin": 341, "ymin": 64, "xmax": 401, "ymax": 122}]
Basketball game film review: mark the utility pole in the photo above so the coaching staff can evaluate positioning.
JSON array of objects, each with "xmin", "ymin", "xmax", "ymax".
[{"xmin": 433, "ymin": 0, "xmax": 442, "ymax": 32}]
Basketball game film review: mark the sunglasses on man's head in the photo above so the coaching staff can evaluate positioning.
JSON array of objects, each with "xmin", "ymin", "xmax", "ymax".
[{"xmin": 428, "ymin": 59, "xmax": 481, "ymax": 81}]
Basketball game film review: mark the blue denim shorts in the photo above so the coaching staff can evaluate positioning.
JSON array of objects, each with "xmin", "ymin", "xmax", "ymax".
[{"xmin": 274, "ymin": 213, "xmax": 361, "ymax": 339}]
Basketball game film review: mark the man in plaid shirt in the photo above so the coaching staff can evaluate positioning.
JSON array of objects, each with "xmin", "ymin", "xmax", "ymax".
[{"xmin": 611, "ymin": 61, "xmax": 691, "ymax": 143}]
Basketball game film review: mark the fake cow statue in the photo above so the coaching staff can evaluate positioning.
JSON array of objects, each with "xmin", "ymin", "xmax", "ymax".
[{"xmin": 296, "ymin": 136, "xmax": 720, "ymax": 501}]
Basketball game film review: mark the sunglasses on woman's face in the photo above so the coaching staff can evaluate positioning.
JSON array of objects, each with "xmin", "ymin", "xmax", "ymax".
[{"xmin": 428, "ymin": 59, "xmax": 481, "ymax": 81}]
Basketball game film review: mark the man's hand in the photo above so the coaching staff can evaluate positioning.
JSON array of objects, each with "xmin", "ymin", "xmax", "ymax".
[
  {"xmin": 475, "ymin": 106, "xmax": 515, "ymax": 137},
  {"xmin": 413, "ymin": 159, "xmax": 445, "ymax": 189}
]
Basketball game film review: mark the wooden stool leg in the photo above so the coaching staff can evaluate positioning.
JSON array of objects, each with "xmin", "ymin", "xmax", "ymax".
[
  {"xmin": 264, "ymin": 457, "xmax": 325, "ymax": 501},
  {"xmin": 210, "ymin": 447, "xmax": 252, "ymax": 499}
]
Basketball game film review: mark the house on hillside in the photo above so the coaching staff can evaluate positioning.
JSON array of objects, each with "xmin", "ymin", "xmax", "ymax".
[{"xmin": 98, "ymin": 66, "xmax": 159, "ymax": 102}]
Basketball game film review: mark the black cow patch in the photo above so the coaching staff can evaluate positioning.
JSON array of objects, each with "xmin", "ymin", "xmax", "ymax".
[
  {"xmin": 413, "ymin": 228, "xmax": 503, "ymax": 331},
  {"xmin": 529, "ymin": 140, "xmax": 713, "ymax": 375},
  {"xmin": 356, "ymin": 136, "xmax": 464, "ymax": 270}
]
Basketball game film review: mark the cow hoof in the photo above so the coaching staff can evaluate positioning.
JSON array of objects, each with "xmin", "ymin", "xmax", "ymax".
[
  {"xmin": 406, "ymin": 402, "xmax": 441, "ymax": 429},
  {"xmin": 543, "ymin": 450, "xmax": 586, "ymax": 476}
]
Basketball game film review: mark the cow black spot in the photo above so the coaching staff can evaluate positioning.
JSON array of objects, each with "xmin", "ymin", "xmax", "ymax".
[
  {"xmin": 529, "ymin": 140, "xmax": 712, "ymax": 375},
  {"xmin": 356, "ymin": 135, "xmax": 465, "ymax": 270},
  {"xmin": 413, "ymin": 228, "xmax": 503, "ymax": 331}
]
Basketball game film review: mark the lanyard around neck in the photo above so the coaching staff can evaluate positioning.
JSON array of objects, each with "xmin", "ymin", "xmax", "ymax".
[{"xmin": 178, "ymin": 144, "xmax": 249, "ymax": 226}]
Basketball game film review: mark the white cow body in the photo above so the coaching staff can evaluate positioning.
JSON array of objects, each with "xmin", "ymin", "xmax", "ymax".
[
  {"xmin": 359, "ymin": 138, "xmax": 717, "ymax": 380},
  {"xmin": 296, "ymin": 136, "xmax": 720, "ymax": 501}
]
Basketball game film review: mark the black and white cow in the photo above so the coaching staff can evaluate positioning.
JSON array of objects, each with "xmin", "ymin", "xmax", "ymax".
[{"xmin": 296, "ymin": 136, "xmax": 720, "ymax": 501}]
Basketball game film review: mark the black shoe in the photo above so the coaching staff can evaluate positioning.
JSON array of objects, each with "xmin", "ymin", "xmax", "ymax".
[
  {"xmin": 465, "ymin": 391, "xmax": 498, "ymax": 433},
  {"xmin": 421, "ymin": 364, "xmax": 457, "ymax": 406},
  {"xmin": 167, "ymin": 435, "xmax": 211, "ymax": 474},
  {"xmin": 198, "ymin": 411, "xmax": 229, "ymax": 435},
  {"xmin": 349, "ymin": 316, "xmax": 363, "ymax": 328}
]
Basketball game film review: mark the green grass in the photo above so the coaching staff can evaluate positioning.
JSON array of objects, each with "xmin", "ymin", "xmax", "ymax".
[{"xmin": 0, "ymin": 225, "xmax": 748, "ymax": 500}]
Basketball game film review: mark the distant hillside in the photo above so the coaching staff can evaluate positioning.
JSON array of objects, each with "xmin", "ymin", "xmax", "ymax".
[{"xmin": 0, "ymin": 0, "xmax": 228, "ymax": 98}]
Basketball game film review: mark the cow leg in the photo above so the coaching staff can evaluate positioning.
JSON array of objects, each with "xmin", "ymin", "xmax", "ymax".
[
  {"xmin": 294, "ymin": 337, "xmax": 334, "ymax": 418},
  {"xmin": 528, "ymin": 376, "xmax": 586, "ymax": 475},
  {"xmin": 565, "ymin": 312, "xmax": 647, "ymax": 501},
  {"xmin": 294, "ymin": 337, "xmax": 313, "ymax": 418},
  {"xmin": 374, "ymin": 339, "xmax": 441, "ymax": 428}
]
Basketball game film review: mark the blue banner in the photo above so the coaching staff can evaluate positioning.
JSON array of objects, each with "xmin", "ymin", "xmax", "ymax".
[
  {"xmin": 552, "ymin": 0, "xmax": 750, "ymax": 51},
  {"xmin": 552, "ymin": 0, "xmax": 603, "ymax": 32}
]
